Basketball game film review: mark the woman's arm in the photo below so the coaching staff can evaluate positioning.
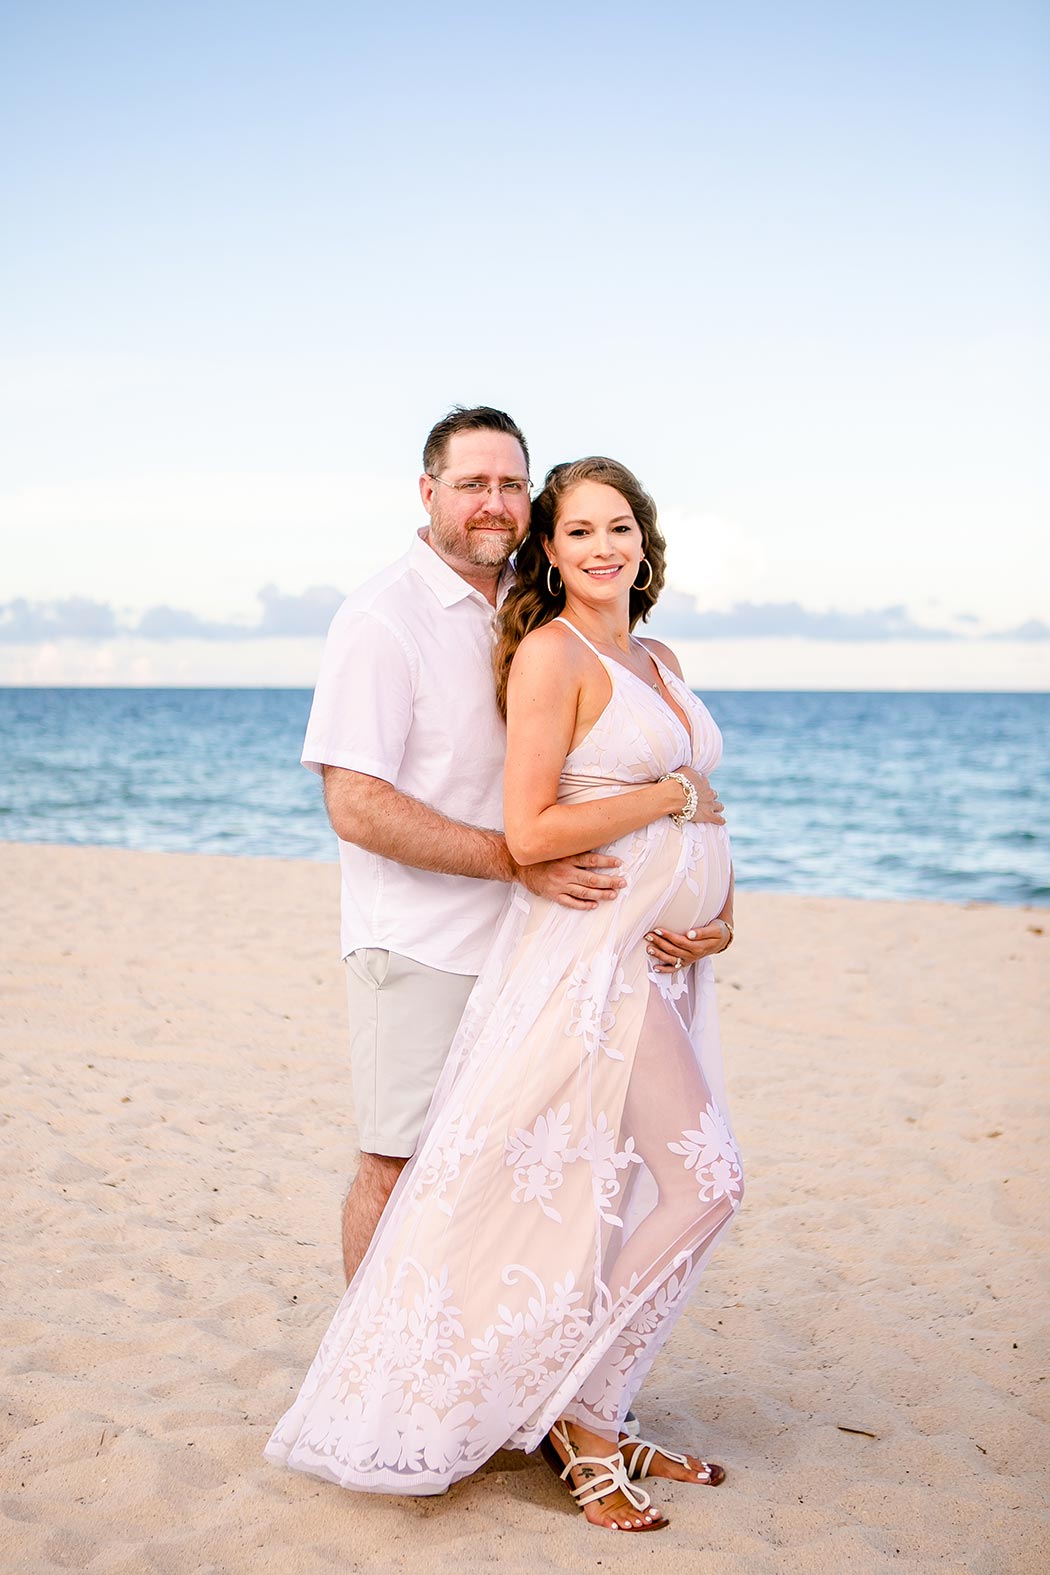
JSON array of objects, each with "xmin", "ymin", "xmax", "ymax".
[{"xmin": 503, "ymin": 626, "xmax": 694, "ymax": 866}]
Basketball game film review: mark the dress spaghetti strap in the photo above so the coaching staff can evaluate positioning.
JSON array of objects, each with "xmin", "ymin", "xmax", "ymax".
[{"xmin": 553, "ymin": 616, "xmax": 607, "ymax": 661}]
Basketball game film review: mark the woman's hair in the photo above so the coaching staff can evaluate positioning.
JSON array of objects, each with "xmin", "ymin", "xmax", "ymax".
[{"xmin": 493, "ymin": 456, "xmax": 666, "ymax": 718}]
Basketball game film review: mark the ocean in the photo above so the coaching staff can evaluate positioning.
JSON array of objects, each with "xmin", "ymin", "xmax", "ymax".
[{"xmin": 1, "ymin": 688, "xmax": 1047, "ymax": 906}]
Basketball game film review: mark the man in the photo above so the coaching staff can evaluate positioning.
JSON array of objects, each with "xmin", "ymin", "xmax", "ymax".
[{"xmin": 302, "ymin": 406, "xmax": 721, "ymax": 1283}]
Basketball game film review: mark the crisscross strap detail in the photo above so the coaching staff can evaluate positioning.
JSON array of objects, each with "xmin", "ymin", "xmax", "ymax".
[
  {"xmin": 567, "ymin": 1455, "xmax": 652, "ymax": 1511},
  {"xmin": 549, "ymin": 1422, "xmax": 652, "ymax": 1512}
]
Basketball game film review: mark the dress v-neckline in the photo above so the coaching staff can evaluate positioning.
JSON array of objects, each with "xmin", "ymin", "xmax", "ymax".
[{"xmin": 555, "ymin": 617, "xmax": 695, "ymax": 757}]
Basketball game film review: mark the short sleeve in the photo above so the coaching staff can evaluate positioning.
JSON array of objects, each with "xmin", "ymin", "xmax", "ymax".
[{"xmin": 301, "ymin": 606, "xmax": 417, "ymax": 784}]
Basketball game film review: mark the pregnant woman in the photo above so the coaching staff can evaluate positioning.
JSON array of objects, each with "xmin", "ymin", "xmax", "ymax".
[{"xmin": 266, "ymin": 457, "xmax": 743, "ymax": 1534}]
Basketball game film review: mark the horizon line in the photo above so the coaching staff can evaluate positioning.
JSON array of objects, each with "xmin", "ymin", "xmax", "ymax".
[{"xmin": 2, "ymin": 683, "xmax": 1047, "ymax": 697}]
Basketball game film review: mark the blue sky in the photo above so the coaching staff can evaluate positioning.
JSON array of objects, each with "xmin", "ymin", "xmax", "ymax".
[{"xmin": 2, "ymin": 0, "xmax": 1047, "ymax": 686}]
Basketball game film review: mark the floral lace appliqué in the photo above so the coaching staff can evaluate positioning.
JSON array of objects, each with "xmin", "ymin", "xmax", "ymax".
[
  {"xmin": 412, "ymin": 1108, "xmax": 490, "ymax": 1215},
  {"xmin": 566, "ymin": 951, "xmax": 634, "ymax": 1060},
  {"xmin": 504, "ymin": 1103, "xmax": 575, "ymax": 1221},
  {"xmin": 668, "ymin": 1103, "xmax": 743, "ymax": 1203},
  {"xmin": 574, "ymin": 1112, "xmax": 643, "ymax": 1227}
]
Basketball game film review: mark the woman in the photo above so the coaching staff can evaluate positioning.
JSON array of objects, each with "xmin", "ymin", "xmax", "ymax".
[{"xmin": 266, "ymin": 457, "xmax": 742, "ymax": 1534}]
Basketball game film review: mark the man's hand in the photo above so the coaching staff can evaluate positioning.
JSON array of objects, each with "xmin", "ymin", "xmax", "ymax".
[{"xmin": 516, "ymin": 853, "xmax": 626, "ymax": 911}]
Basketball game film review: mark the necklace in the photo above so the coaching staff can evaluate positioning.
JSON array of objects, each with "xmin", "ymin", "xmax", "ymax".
[
  {"xmin": 565, "ymin": 617, "xmax": 664, "ymax": 690},
  {"xmin": 628, "ymin": 635, "xmax": 662, "ymax": 690}
]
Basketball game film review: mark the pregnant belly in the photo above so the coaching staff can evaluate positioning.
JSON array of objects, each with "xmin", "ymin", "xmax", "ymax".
[{"xmin": 652, "ymin": 823, "xmax": 733, "ymax": 935}]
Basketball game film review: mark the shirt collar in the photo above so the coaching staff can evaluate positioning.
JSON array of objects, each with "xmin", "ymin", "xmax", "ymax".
[{"xmin": 409, "ymin": 528, "xmax": 514, "ymax": 610}]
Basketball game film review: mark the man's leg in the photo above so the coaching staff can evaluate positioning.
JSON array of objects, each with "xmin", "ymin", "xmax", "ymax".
[
  {"xmin": 343, "ymin": 949, "xmax": 477, "ymax": 1284},
  {"xmin": 342, "ymin": 1152, "xmax": 406, "ymax": 1283}
]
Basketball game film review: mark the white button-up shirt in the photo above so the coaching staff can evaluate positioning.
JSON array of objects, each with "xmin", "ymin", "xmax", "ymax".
[{"xmin": 302, "ymin": 530, "xmax": 512, "ymax": 974}]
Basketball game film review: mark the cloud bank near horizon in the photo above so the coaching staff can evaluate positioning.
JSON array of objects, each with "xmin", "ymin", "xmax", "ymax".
[
  {"xmin": 0, "ymin": 585, "xmax": 346, "ymax": 644},
  {"xmin": 2, "ymin": 586, "xmax": 1047, "ymax": 646}
]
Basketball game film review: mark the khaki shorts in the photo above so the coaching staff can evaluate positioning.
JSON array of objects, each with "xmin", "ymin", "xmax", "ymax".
[{"xmin": 345, "ymin": 949, "xmax": 477, "ymax": 1159}]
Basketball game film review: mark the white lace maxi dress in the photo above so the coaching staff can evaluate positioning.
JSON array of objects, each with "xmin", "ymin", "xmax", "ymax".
[{"xmin": 266, "ymin": 622, "xmax": 744, "ymax": 1494}]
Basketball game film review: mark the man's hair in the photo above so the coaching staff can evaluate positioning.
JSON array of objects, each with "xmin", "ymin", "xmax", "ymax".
[{"xmin": 422, "ymin": 405, "xmax": 530, "ymax": 479}]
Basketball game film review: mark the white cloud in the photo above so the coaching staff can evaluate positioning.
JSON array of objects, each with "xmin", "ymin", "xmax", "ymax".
[
  {"xmin": 3, "ymin": 633, "xmax": 1046, "ymax": 691},
  {"xmin": 667, "ymin": 638, "xmax": 1050, "ymax": 692},
  {"xmin": 658, "ymin": 508, "xmax": 769, "ymax": 609},
  {"xmin": 649, "ymin": 596, "xmax": 967, "ymax": 642},
  {"xmin": 12, "ymin": 586, "xmax": 1044, "ymax": 649},
  {"xmin": 1, "ymin": 585, "xmax": 345, "ymax": 643},
  {"xmin": 0, "ymin": 637, "xmax": 329, "ymax": 687},
  {"xmin": 3, "ymin": 470, "xmax": 414, "ymax": 613}
]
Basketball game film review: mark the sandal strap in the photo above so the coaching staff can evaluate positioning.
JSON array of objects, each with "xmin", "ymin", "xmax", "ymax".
[
  {"xmin": 567, "ymin": 1454, "xmax": 651, "ymax": 1513},
  {"xmin": 549, "ymin": 1424, "xmax": 652, "ymax": 1513},
  {"xmin": 625, "ymin": 1436, "xmax": 690, "ymax": 1479}
]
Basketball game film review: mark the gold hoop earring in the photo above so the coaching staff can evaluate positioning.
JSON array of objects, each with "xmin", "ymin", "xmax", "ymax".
[
  {"xmin": 634, "ymin": 557, "xmax": 653, "ymax": 591},
  {"xmin": 546, "ymin": 563, "xmax": 563, "ymax": 597}
]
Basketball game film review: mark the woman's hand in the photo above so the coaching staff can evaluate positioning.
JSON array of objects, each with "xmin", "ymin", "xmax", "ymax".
[
  {"xmin": 667, "ymin": 768, "xmax": 725, "ymax": 826},
  {"xmin": 645, "ymin": 918, "xmax": 732, "ymax": 973}
]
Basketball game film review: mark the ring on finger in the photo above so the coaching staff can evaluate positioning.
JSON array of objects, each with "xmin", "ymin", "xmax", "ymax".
[{"xmin": 673, "ymin": 956, "xmax": 683, "ymax": 970}]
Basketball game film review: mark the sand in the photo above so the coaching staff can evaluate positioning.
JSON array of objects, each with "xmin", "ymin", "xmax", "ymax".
[{"xmin": 1, "ymin": 841, "xmax": 1047, "ymax": 1575}]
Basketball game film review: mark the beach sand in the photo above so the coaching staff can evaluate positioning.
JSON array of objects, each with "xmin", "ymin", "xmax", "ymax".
[{"xmin": 1, "ymin": 841, "xmax": 1047, "ymax": 1574}]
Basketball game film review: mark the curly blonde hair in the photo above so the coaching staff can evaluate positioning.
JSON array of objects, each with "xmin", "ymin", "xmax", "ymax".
[{"xmin": 494, "ymin": 456, "xmax": 666, "ymax": 718}]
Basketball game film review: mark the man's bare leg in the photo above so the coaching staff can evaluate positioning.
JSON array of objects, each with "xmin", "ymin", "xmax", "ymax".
[{"xmin": 341, "ymin": 1152, "xmax": 407, "ymax": 1284}]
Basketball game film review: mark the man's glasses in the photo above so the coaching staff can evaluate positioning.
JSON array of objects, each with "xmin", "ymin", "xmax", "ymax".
[{"xmin": 428, "ymin": 474, "xmax": 531, "ymax": 499}]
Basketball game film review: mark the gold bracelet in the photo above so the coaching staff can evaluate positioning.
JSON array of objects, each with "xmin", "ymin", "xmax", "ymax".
[{"xmin": 719, "ymin": 919, "xmax": 734, "ymax": 951}]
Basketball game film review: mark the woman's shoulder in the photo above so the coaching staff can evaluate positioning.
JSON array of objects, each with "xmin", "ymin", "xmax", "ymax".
[
  {"xmin": 509, "ymin": 620, "xmax": 592, "ymax": 696},
  {"xmin": 516, "ymin": 618, "xmax": 588, "ymax": 665},
  {"xmin": 635, "ymin": 635, "xmax": 684, "ymax": 678}
]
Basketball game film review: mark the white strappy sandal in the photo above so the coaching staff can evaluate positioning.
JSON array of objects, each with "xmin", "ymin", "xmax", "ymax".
[
  {"xmin": 621, "ymin": 1432, "xmax": 726, "ymax": 1486},
  {"xmin": 539, "ymin": 1421, "xmax": 668, "ymax": 1532}
]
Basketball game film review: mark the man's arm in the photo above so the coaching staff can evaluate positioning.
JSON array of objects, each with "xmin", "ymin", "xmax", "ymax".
[
  {"xmin": 322, "ymin": 766, "xmax": 625, "ymax": 909},
  {"xmin": 323, "ymin": 765, "xmax": 514, "ymax": 881}
]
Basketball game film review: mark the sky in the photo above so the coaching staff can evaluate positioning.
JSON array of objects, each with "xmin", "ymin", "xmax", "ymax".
[{"xmin": 2, "ymin": 0, "xmax": 1047, "ymax": 688}]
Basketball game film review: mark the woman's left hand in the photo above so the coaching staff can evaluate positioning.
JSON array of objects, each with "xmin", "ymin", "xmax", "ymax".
[{"xmin": 645, "ymin": 919, "xmax": 732, "ymax": 974}]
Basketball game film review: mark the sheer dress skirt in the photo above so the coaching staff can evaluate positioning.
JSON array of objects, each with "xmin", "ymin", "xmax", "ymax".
[{"xmin": 266, "ymin": 666, "xmax": 744, "ymax": 1494}]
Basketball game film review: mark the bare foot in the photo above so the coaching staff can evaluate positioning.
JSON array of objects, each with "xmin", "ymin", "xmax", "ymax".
[
  {"xmin": 619, "ymin": 1432, "xmax": 726, "ymax": 1486},
  {"xmin": 543, "ymin": 1421, "xmax": 669, "ymax": 1531}
]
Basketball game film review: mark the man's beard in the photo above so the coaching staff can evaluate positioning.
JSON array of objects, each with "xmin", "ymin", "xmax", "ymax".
[{"xmin": 429, "ymin": 502, "xmax": 518, "ymax": 568}]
